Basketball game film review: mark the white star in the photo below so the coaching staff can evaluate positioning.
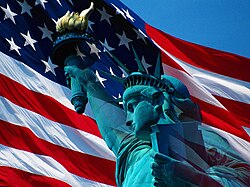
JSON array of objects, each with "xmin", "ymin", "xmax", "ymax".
[
  {"xmin": 38, "ymin": 23, "xmax": 53, "ymax": 41},
  {"xmin": 97, "ymin": 7, "xmax": 112, "ymax": 25},
  {"xmin": 75, "ymin": 45, "xmax": 86, "ymax": 59},
  {"xmin": 21, "ymin": 31, "xmax": 37, "ymax": 51},
  {"xmin": 101, "ymin": 39, "xmax": 114, "ymax": 52},
  {"xmin": 17, "ymin": 0, "xmax": 32, "ymax": 17},
  {"xmin": 41, "ymin": 57, "xmax": 58, "ymax": 75},
  {"xmin": 109, "ymin": 67, "xmax": 116, "ymax": 76},
  {"xmin": 6, "ymin": 37, "xmax": 21, "ymax": 55},
  {"xmin": 133, "ymin": 28, "xmax": 147, "ymax": 44},
  {"xmin": 35, "ymin": 0, "xmax": 48, "ymax": 9},
  {"xmin": 56, "ymin": 0, "xmax": 62, "ymax": 6},
  {"xmin": 87, "ymin": 42, "xmax": 101, "ymax": 59},
  {"xmin": 141, "ymin": 56, "xmax": 152, "ymax": 73},
  {"xmin": 111, "ymin": 3, "xmax": 126, "ymax": 18},
  {"xmin": 113, "ymin": 94, "xmax": 123, "ymax": 105},
  {"xmin": 1, "ymin": 4, "xmax": 17, "ymax": 24},
  {"xmin": 88, "ymin": 20, "xmax": 95, "ymax": 31},
  {"xmin": 95, "ymin": 70, "xmax": 106, "ymax": 87},
  {"xmin": 68, "ymin": 0, "xmax": 73, "ymax": 5},
  {"xmin": 122, "ymin": 9, "xmax": 135, "ymax": 22},
  {"xmin": 117, "ymin": 31, "xmax": 133, "ymax": 50}
]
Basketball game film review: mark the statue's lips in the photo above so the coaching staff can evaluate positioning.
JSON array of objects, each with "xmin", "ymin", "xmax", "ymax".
[{"xmin": 131, "ymin": 123, "xmax": 135, "ymax": 131}]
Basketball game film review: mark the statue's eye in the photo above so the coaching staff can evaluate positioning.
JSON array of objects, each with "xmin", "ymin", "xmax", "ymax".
[
  {"xmin": 127, "ymin": 103, "xmax": 134, "ymax": 112},
  {"xmin": 152, "ymin": 92, "xmax": 161, "ymax": 100}
]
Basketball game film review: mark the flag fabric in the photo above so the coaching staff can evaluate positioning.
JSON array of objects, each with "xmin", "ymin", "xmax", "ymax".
[
  {"xmin": 0, "ymin": 0, "xmax": 249, "ymax": 186},
  {"xmin": 146, "ymin": 26, "xmax": 250, "ymax": 161}
]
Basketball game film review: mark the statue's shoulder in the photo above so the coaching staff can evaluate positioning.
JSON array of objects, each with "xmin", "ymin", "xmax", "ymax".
[
  {"xmin": 116, "ymin": 133, "xmax": 152, "ymax": 172},
  {"xmin": 117, "ymin": 134, "xmax": 151, "ymax": 158},
  {"xmin": 116, "ymin": 134, "xmax": 154, "ymax": 186}
]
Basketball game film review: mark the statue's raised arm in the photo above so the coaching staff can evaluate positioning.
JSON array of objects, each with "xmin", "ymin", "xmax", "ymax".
[
  {"xmin": 53, "ymin": 2, "xmax": 130, "ymax": 155},
  {"xmin": 64, "ymin": 66, "xmax": 129, "ymax": 155}
]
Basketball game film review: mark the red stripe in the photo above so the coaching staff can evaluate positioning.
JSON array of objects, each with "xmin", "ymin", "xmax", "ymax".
[
  {"xmin": 146, "ymin": 24, "xmax": 250, "ymax": 82},
  {"xmin": 191, "ymin": 97, "xmax": 250, "ymax": 142},
  {"xmin": 0, "ymin": 73, "xmax": 101, "ymax": 138},
  {"xmin": 214, "ymin": 95, "xmax": 250, "ymax": 125},
  {"xmin": 0, "ymin": 120, "xmax": 116, "ymax": 186},
  {"xmin": 0, "ymin": 166, "xmax": 71, "ymax": 187}
]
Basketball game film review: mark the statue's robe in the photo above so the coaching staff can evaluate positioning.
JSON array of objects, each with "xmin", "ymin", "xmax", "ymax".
[{"xmin": 115, "ymin": 127, "xmax": 250, "ymax": 187}]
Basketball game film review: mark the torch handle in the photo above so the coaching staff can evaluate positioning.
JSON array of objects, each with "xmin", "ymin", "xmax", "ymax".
[
  {"xmin": 65, "ymin": 55, "xmax": 88, "ymax": 114},
  {"xmin": 70, "ymin": 77, "xmax": 88, "ymax": 114}
]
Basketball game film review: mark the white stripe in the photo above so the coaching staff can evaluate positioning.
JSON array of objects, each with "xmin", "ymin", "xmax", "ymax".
[
  {"xmin": 0, "ymin": 96, "xmax": 115, "ymax": 161},
  {"xmin": 0, "ymin": 144, "xmax": 114, "ymax": 187},
  {"xmin": 162, "ymin": 63, "xmax": 227, "ymax": 109},
  {"xmin": 0, "ymin": 51, "xmax": 94, "ymax": 117},
  {"xmin": 0, "ymin": 52, "xmax": 72, "ymax": 109},
  {"xmin": 152, "ymin": 39, "xmax": 250, "ymax": 104},
  {"xmin": 152, "ymin": 40, "xmax": 226, "ymax": 109},
  {"xmin": 166, "ymin": 53, "xmax": 250, "ymax": 104}
]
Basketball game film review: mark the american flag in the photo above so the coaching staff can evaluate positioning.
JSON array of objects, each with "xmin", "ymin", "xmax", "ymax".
[{"xmin": 0, "ymin": 0, "xmax": 249, "ymax": 186}]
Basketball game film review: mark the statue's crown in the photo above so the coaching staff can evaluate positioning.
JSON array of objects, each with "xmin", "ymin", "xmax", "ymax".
[
  {"xmin": 108, "ymin": 45, "xmax": 175, "ymax": 93},
  {"xmin": 124, "ymin": 72, "xmax": 174, "ymax": 93}
]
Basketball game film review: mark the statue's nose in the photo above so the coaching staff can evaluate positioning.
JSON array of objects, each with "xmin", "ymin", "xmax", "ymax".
[{"xmin": 126, "ymin": 112, "xmax": 133, "ymax": 126}]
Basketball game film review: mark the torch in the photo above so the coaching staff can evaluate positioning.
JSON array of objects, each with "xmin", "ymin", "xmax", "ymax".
[{"xmin": 51, "ymin": 3, "xmax": 95, "ymax": 114}]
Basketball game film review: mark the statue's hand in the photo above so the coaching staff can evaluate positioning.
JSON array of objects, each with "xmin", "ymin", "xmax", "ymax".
[
  {"xmin": 151, "ymin": 152, "xmax": 176, "ymax": 186},
  {"xmin": 64, "ymin": 66, "xmax": 96, "ymax": 89},
  {"xmin": 151, "ymin": 152, "xmax": 225, "ymax": 186},
  {"xmin": 151, "ymin": 152, "xmax": 197, "ymax": 186},
  {"xmin": 56, "ymin": 2, "xmax": 94, "ymax": 33}
]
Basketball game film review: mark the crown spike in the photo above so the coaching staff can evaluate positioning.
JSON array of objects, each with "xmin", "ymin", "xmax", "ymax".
[
  {"xmin": 154, "ymin": 53, "xmax": 162, "ymax": 79},
  {"xmin": 131, "ymin": 45, "xmax": 147, "ymax": 73},
  {"xmin": 112, "ymin": 54, "xmax": 131, "ymax": 74},
  {"xmin": 103, "ymin": 46, "xmax": 132, "ymax": 75}
]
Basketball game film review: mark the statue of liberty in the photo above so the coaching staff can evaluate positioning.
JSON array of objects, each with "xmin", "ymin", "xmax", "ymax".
[{"xmin": 52, "ymin": 3, "xmax": 250, "ymax": 187}]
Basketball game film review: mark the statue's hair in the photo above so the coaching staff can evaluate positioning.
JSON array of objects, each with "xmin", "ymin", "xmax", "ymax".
[
  {"xmin": 123, "ymin": 85, "xmax": 162, "ymax": 103},
  {"xmin": 161, "ymin": 75, "xmax": 190, "ymax": 99}
]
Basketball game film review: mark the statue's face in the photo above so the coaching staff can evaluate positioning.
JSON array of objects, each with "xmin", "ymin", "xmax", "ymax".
[{"xmin": 124, "ymin": 88, "xmax": 162, "ymax": 141}]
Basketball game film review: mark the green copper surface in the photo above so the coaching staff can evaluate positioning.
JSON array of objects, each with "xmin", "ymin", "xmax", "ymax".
[
  {"xmin": 52, "ymin": 6, "xmax": 249, "ymax": 185},
  {"xmin": 63, "ymin": 66, "xmax": 249, "ymax": 187}
]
